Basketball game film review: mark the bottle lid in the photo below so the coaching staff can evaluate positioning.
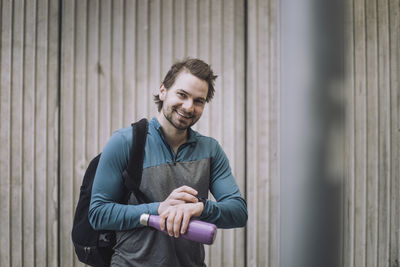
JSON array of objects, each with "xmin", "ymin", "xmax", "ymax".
[{"xmin": 140, "ymin": 213, "xmax": 150, "ymax": 226}]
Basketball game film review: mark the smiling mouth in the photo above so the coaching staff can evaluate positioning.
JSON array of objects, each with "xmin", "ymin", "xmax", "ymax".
[{"xmin": 176, "ymin": 110, "xmax": 193, "ymax": 119}]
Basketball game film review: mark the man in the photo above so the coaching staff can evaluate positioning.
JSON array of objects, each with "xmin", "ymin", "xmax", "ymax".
[{"xmin": 89, "ymin": 58, "xmax": 248, "ymax": 266}]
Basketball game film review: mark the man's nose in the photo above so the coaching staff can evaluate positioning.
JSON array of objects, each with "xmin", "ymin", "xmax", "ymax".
[{"xmin": 182, "ymin": 99, "xmax": 194, "ymax": 113}]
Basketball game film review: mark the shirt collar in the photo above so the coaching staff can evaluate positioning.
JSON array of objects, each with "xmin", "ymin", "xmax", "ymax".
[{"xmin": 150, "ymin": 117, "xmax": 197, "ymax": 145}]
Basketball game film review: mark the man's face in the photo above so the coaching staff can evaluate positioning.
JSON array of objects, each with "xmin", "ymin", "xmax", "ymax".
[{"xmin": 159, "ymin": 71, "xmax": 208, "ymax": 131}]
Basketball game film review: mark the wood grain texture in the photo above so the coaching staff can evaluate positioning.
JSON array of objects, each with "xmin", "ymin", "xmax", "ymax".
[
  {"xmin": 389, "ymin": 1, "xmax": 400, "ymax": 266},
  {"xmin": 341, "ymin": 0, "xmax": 400, "ymax": 266},
  {"xmin": 353, "ymin": 1, "xmax": 368, "ymax": 266},
  {"xmin": 0, "ymin": 0, "xmax": 13, "ymax": 266},
  {"xmin": 0, "ymin": 0, "xmax": 59, "ymax": 266},
  {"xmin": 376, "ymin": 1, "xmax": 391, "ymax": 266},
  {"xmin": 35, "ymin": 0, "xmax": 49, "ymax": 265},
  {"xmin": 46, "ymin": 1, "xmax": 60, "ymax": 265},
  {"xmin": 11, "ymin": 0, "xmax": 24, "ymax": 266},
  {"xmin": 343, "ymin": 0, "xmax": 356, "ymax": 266},
  {"xmin": 123, "ymin": 0, "xmax": 137, "ymax": 125},
  {"xmin": 365, "ymin": 0, "xmax": 379, "ymax": 265},
  {"xmin": 60, "ymin": 0, "xmax": 75, "ymax": 265},
  {"xmin": 246, "ymin": 0, "xmax": 280, "ymax": 266}
]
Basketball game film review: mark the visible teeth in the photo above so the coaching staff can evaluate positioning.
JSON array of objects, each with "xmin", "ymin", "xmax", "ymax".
[{"xmin": 177, "ymin": 111, "xmax": 192, "ymax": 119}]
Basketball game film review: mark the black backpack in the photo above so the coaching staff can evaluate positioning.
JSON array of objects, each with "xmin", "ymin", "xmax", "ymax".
[{"xmin": 71, "ymin": 118, "xmax": 148, "ymax": 267}]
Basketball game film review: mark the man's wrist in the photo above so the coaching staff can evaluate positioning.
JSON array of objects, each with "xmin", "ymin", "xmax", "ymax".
[
  {"xmin": 197, "ymin": 197, "xmax": 207, "ymax": 206},
  {"xmin": 156, "ymin": 202, "xmax": 161, "ymax": 214},
  {"xmin": 196, "ymin": 197, "xmax": 207, "ymax": 217}
]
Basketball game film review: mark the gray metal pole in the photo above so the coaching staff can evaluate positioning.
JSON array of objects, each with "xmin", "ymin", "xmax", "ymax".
[{"xmin": 280, "ymin": 0, "xmax": 344, "ymax": 266}]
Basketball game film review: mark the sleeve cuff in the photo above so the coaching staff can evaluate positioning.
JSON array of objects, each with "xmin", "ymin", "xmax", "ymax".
[
  {"xmin": 148, "ymin": 202, "xmax": 160, "ymax": 215},
  {"xmin": 199, "ymin": 199, "xmax": 210, "ymax": 219}
]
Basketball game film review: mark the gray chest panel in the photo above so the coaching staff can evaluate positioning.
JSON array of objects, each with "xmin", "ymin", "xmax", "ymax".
[
  {"xmin": 113, "ymin": 158, "xmax": 211, "ymax": 267},
  {"xmin": 135, "ymin": 158, "xmax": 211, "ymax": 203}
]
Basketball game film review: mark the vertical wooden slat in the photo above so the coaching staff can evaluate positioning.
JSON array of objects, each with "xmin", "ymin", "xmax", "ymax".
[
  {"xmin": 99, "ymin": 0, "xmax": 112, "ymax": 146},
  {"xmin": 197, "ymin": 0, "xmax": 210, "ymax": 62},
  {"xmin": 135, "ymin": 0, "xmax": 149, "ymax": 119},
  {"xmin": 35, "ymin": 0, "xmax": 49, "ymax": 265},
  {"xmin": 221, "ymin": 1, "xmax": 235, "ymax": 265},
  {"xmin": 123, "ymin": 0, "xmax": 136, "ymax": 125},
  {"xmin": 149, "ymin": 0, "xmax": 161, "ymax": 119},
  {"xmin": 0, "ymin": 0, "xmax": 12, "ymax": 266},
  {"xmin": 185, "ymin": 0, "xmax": 198, "ymax": 57},
  {"xmin": 256, "ymin": 0, "xmax": 269, "ymax": 265},
  {"xmin": 10, "ymin": 0, "xmax": 24, "ymax": 266},
  {"xmin": 343, "ymin": 0, "xmax": 356, "ymax": 266},
  {"xmin": 365, "ymin": 0, "xmax": 379, "ymax": 265},
  {"xmin": 60, "ymin": 0, "xmax": 75, "ymax": 265},
  {"xmin": 74, "ymin": 1, "xmax": 88, "ymax": 266},
  {"xmin": 389, "ymin": 0, "xmax": 400, "ymax": 265},
  {"xmin": 196, "ymin": 0, "xmax": 211, "ymax": 135},
  {"xmin": 111, "ymin": 0, "xmax": 124, "ymax": 129},
  {"xmin": 22, "ymin": 0, "xmax": 37, "ymax": 265},
  {"xmin": 86, "ymin": 0, "xmax": 100, "ymax": 157},
  {"xmin": 233, "ymin": 2, "xmax": 246, "ymax": 266},
  {"xmin": 209, "ymin": 1, "xmax": 223, "ymax": 266},
  {"xmin": 246, "ymin": 0, "xmax": 259, "ymax": 265},
  {"xmin": 160, "ymin": 0, "xmax": 173, "ymax": 77},
  {"xmin": 47, "ymin": 0, "xmax": 60, "ymax": 265},
  {"xmin": 267, "ymin": 0, "xmax": 280, "ymax": 266},
  {"xmin": 354, "ymin": 0, "xmax": 368, "ymax": 266},
  {"xmin": 74, "ymin": 0, "xmax": 87, "ymax": 193},
  {"xmin": 377, "ymin": 1, "xmax": 391, "ymax": 266},
  {"xmin": 173, "ymin": 0, "xmax": 186, "ymax": 59}
]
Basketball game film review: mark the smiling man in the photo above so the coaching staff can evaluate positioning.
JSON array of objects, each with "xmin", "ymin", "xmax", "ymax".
[{"xmin": 89, "ymin": 58, "xmax": 248, "ymax": 267}]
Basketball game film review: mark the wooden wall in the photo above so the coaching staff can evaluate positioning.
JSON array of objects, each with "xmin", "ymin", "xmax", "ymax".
[
  {"xmin": 0, "ymin": 0, "xmax": 60, "ymax": 266},
  {"xmin": 0, "ymin": 0, "xmax": 399, "ymax": 267},
  {"xmin": 246, "ymin": 0, "xmax": 280, "ymax": 266},
  {"xmin": 342, "ymin": 0, "xmax": 400, "ymax": 266}
]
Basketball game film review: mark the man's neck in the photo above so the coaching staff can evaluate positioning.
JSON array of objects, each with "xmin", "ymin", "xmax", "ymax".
[{"xmin": 156, "ymin": 113, "xmax": 188, "ymax": 153}]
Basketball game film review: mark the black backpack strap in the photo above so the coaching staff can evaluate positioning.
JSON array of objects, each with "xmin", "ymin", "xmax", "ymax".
[{"xmin": 122, "ymin": 118, "xmax": 149, "ymax": 203}]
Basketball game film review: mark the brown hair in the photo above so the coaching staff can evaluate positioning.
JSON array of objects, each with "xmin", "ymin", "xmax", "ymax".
[{"xmin": 154, "ymin": 58, "xmax": 218, "ymax": 112}]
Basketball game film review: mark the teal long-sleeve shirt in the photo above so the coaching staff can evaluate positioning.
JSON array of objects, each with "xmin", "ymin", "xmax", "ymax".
[{"xmin": 89, "ymin": 118, "xmax": 247, "ymax": 230}]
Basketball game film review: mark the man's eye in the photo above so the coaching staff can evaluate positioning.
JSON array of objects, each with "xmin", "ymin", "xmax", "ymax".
[{"xmin": 177, "ymin": 92, "xmax": 186, "ymax": 97}]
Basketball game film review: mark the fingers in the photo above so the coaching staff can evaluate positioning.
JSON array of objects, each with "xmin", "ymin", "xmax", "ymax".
[
  {"xmin": 172, "ymin": 211, "xmax": 183, "ymax": 237},
  {"xmin": 168, "ymin": 199, "xmax": 186, "ymax": 206},
  {"xmin": 159, "ymin": 203, "xmax": 200, "ymax": 238},
  {"xmin": 170, "ymin": 186, "xmax": 198, "ymax": 203},
  {"xmin": 160, "ymin": 209, "xmax": 181, "ymax": 237},
  {"xmin": 158, "ymin": 187, "xmax": 201, "ymax": 236},
  {"xmin": 163, "ymin": 209, "xmax": 183, "ymax": 237},
  {"xmin": 180, "ymin": 212, "xmax": 190, "ymax": 234},
  {"xmin": 174, "ymin": 185, "xmax": 198, "ymax": 196},
  {"xmin": 166, "ymin": 209, "xmax": 176, "ymax": 236},
  {"xmin": 158, "ymin": 186, "xmax": 198, "ymax": 215},
  {"xmin": 172, "ymin": 192, "xmax": 198, "ymax": 203},
  {"xmin": 159, "ymin": 213, "xmax": 166, "ymax": 231}
]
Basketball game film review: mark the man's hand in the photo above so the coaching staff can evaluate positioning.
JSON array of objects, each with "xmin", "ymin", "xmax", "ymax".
[
  {"xmin": 158, "ymin": 186, "xmax": 199, "ymax": 214},
  {"xmin": 159, "ymin": 202, "xmax": 204, "ymax": 238}
]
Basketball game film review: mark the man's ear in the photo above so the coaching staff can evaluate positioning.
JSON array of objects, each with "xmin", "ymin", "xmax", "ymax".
[{"xmin": 159, "ymin": 84, "xmax": 167, "ymax": 101}]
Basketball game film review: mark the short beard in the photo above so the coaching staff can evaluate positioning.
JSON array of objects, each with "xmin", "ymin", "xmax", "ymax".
[{"xmin": 163, "ymin": 107, "xmax": 198, "ymax": 131}]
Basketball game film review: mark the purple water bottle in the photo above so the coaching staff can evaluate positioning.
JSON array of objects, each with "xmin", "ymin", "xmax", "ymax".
[{"xmin": 140, "ymin": 213, "xmax": 217, "ymax": 245}]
